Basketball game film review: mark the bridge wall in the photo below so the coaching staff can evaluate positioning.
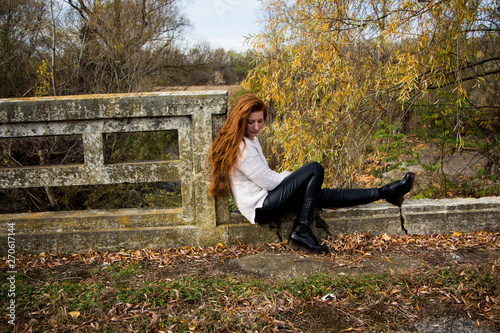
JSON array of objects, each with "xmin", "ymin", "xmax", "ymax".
[
  {"xmin": 0, "ymin": 91, "xmax": 230, "ymax": 252},
  {"xmin": 1, "ymin": 92, "xmax": 499, "ymax": 253}
]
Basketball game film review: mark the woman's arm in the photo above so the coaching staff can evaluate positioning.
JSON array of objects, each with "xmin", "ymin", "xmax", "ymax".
[{"xmin": 237, "ymin": 143, "xmax": 291, "ymax": 191}]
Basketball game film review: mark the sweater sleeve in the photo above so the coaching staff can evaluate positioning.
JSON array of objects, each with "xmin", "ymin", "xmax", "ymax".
[{"xmin": 237, "ymin": 139, "xmax": 290, "ymax": 191}]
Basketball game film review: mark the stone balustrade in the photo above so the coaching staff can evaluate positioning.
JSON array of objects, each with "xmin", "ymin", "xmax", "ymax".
[{"xmin": 0, "ymin": 91, "xmax": 230, "ymax": 252}]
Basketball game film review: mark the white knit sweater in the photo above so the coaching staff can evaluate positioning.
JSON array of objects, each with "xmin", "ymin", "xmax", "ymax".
[{"xmin": 230, "ymin": 137, "xmax": 291, "ymax": 223}]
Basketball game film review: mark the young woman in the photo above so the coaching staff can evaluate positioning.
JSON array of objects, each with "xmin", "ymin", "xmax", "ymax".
[{"xmin": 207, "ymin": 94, "xmax": 415, "ymax": 254}]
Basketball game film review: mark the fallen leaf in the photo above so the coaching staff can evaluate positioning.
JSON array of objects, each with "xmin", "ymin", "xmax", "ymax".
[{"xmin": 69, "ymin": 311, "xmax": 80, "ymax": 319}]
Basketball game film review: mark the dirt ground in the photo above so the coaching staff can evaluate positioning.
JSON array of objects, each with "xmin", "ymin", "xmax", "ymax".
[
  {"xmin": 9, "ymin": 232, "xmax": 499, "ymax": 332},
  {"xmin": 152, "ymin": 237, "xmax": 500, "ymax": 332}
]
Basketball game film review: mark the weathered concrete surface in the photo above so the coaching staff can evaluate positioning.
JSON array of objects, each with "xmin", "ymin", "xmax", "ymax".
[
  {"xmin": 0, "ymin": 91, "xmax": 227, "ymax": 123},
  {"xmin": 226, "ymin": 197, "xmax": 500, "ymax": 245},
  {"xmin": 0, "ymin": 208, "xmax": 228, "ymax": 253},
  {"xmin": 403, "ymin": 197, "xmax": 500, "ymax": 235},
  {"xmin": 0, "ymin": 91, "xmax": 230, "ymax": 251},
  {"xmin": 232, "ymin": 252, "xmax": 424, "ymax": 277},
  {"xmin": 414, "ymin": 318, "xmax": 493, "ymax": 333},
  {"xmin": 0, "ymin": 91, "xmax": 225, "ymax": 189},
  {"xmin": 0, "ymin": 208, "xmax": 193, "ymax": 252},
  {"xmin": 321, "ymin": 202, "xmax": 405, "ymax": 235},
  {"xmin": 0, "ymin": 197, "xmax": 499, "ymax": 253}
]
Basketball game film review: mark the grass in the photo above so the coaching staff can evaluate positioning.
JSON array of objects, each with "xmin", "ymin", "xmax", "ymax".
[
  {"xmin": 2, "ymin": 234, "xmax": 499, "ymax": 332},
  {"xmin": 6, "ymin": 267, "xmax": 498, "ymax": 332}
]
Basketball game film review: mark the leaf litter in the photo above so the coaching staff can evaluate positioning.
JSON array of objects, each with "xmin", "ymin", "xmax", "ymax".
[{"xmin": 1, "ymin": 231, "xmax": 499, "ymax": 332}]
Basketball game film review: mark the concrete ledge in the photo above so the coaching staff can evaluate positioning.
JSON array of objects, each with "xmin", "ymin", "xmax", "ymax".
[
  {"xmin": 8, "ymin": 226, "xmax": 201, "ymax": 253},
  {"xmin": 1, "ymin": 226, "xmax": 200, "ymax": 253},
  {"xmin": 227, "ymin": 197, "xmax": 500, "ymax": 245},
  {"xmin": 0, "ymin": 208, "xmax": 186, "ymax": 232},
  {"xmin": 2, "ymin": 197, "xmax": 499, "ymax": 253},
  {"xmin": 0, "ymin": 208, "xmax": 193, "ymax": 253},
  {"xmin": 320, "ymin": 202, "xmax": 405, "ymax": 236},
  {"xmin": 227, "ymin": 223, "xmax": 282, "ymax": 244},
  {"xmin": 0, "ymin": 91, "xmax": 227, "ymax": 123},
  {"xmin": 226, "ymin": 203, "xmax": 405, "ymax": 244},
  {"xmin": 403, "ymin": 197, "xmax": 500, "ymax": 235}
]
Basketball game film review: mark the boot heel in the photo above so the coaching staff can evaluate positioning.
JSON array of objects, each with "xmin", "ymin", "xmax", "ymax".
[
  {"xmin": 390, "ymin": 196, "xmax": 405, "ymax": 207},
  {"xmin": 382, "ymin": 172, "xmax": 415, "ymax": 207},
  {"xmin": 289, "ymin": 239, "xmax": 317, "ymax": 254},
  {"xmin": 289, "ymin": 233, "xmax": 329, "ymax": 254}
]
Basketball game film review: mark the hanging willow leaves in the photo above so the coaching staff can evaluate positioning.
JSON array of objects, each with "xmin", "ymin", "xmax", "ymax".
[{"xmin": 243, "ymin": 0, "xmax": 499, "ymax": 186}]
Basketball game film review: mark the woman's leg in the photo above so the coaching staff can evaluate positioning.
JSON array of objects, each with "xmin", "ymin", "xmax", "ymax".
[
  {"xmin": 256, "ymin": 163, "xmax": 414, "ymax": 218},
  {"xmin": 255, "ymin": 162, "xmax": 329, "ymax": 253},
  {"xmin": 255, "ymin": 162, "xmax": 415, "ymax": 254},
  {"xmin": 317, "ymin": 188, "xmax": 379, "ymax": 209},
  {"xmin": 317, "ymin": 172, "xmax": 415, "ymax": 209},
  {"xmin": 255, "ymin": 161, "xmax": 324, "ymax": 223}
]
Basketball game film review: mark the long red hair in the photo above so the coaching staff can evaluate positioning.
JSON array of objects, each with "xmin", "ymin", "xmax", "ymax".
[{"xmin": 207, "ymin": 94, "xmax": 268, "ymax": 198}]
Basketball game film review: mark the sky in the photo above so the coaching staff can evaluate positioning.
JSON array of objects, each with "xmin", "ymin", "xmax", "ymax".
[{"xmin": 184, "ymin": 0, "xmax": 262, "ymax": 52}]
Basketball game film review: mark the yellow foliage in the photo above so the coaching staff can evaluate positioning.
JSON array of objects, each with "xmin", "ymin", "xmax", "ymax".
[
  {"xmin": 242, "ymin": 0, "xmax": 498, "ymax": 186},
  {"xmin": 35, "ymin": 60, "xmax": 52, "ymax": 97}
]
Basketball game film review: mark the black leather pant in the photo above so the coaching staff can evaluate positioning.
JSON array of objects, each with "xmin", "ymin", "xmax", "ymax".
[{"xmin": 255, "ymin": 162, "xmax": 379, "ymax": 225}]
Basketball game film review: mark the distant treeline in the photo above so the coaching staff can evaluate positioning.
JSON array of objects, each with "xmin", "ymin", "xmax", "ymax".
[{"xmin": 0, "ymin": 0, "xmax": 254, "ymax": 98}]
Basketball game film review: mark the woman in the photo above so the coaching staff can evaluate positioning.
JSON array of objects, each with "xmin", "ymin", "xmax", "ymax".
[{"xmin": 207, "ymin": 94, "xmax": 415, "ymax": 254}]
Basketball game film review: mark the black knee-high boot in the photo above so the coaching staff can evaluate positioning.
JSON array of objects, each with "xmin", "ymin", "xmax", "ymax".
[
  {"xmin": 289, "ymin": 199, "xmax": 329, "ymax": 253},
  {"xmin": 379, "ymin": 172, "xmax": 415, "ymax": 207},
  {"xmin": 317, "ymin": 172, "xmax": 415, "ymax": 209},
  {"xmin": 289, "ymin": 163, "xmax": 329, "ymax": 254}
]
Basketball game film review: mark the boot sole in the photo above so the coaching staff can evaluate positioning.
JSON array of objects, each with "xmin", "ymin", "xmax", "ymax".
[{"xmin": 289, "ymin": 239, "xmax": 329, "ymax": 254}]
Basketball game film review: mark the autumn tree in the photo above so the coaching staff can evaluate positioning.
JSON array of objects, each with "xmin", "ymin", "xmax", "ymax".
[
  {"xmin": 155, "ymin": 42, "xmax": 255, "ymax": 87},
  {"xmin": 62, "ymin": 0, "xmax": 188, "ymax": 94},
  {"xmin": 243, "ymin": 0, "xmax": 500, "ymax": 186},
  {"xmin": 0, "ymin": 0, "xmax": 47, "ymax": 97},
  {"xmin": 1, "ymin": 0, "xmax": 253, "ymax": 97},
  {"xmin": 0, "ymin": 0, "xmax": 190, "ymax": 96}
]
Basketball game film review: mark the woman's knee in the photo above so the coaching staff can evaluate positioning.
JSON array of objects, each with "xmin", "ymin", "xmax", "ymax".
[{"xmin": 304, "ymin": 161, "xmax": 324, "ymax": 175}]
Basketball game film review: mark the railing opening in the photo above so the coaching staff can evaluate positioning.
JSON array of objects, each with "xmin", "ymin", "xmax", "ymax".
[
  {"xmin": 104, "ymin": 130, "xmax": 179, "ymax": 164},
  {"xmin": 0, "ymin": 135, "xmax": 84, "ymax": 167},
  {"xmin": 0, "ymin": 181, "xmax": 182, "ymax": 214}
]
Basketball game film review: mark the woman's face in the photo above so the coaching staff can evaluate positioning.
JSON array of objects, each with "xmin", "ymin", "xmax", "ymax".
[{"xmin": 245, "ymin": 111, "xmax": 265, "ymax": 139}]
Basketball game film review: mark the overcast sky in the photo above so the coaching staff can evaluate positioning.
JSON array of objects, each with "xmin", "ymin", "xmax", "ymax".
[{"xmin": 184, "ymin": 0, "xmax": 262, "ymax": 52}]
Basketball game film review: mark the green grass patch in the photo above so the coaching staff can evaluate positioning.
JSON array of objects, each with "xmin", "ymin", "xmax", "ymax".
[
  {"xmin": 5, "ymin": 266, "xmax": 497, "ymax": 332},
  {"xmin": 2, "ymin": 242, "xmax": 499, "ymax": 332}
]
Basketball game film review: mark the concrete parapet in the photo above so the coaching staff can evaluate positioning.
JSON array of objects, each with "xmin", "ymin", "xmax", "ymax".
[
  {"xmin": 1, "ymin": 196, "xmax": 499, "ymax": 252},
  {"xmin": 1, "ymin": 93, "xmax": 499, "ymax": 253},
  {"xmin": 225, "ymin": 197, "xmax": 500, "ymax": 245},
  {"xmin": 320, "ymin": 202, "xmax": 405, "ymax": 236},
  {"xmin": 0, "ymin": 91, "xmax": 229, "ymax": 252},
  {"xmin": 403, "ymin": 197, "xmax": 500, "ymax": 235},
  {"xmin": 0, "ymin": 207, "xmax": 199, "ymax": 252}
]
